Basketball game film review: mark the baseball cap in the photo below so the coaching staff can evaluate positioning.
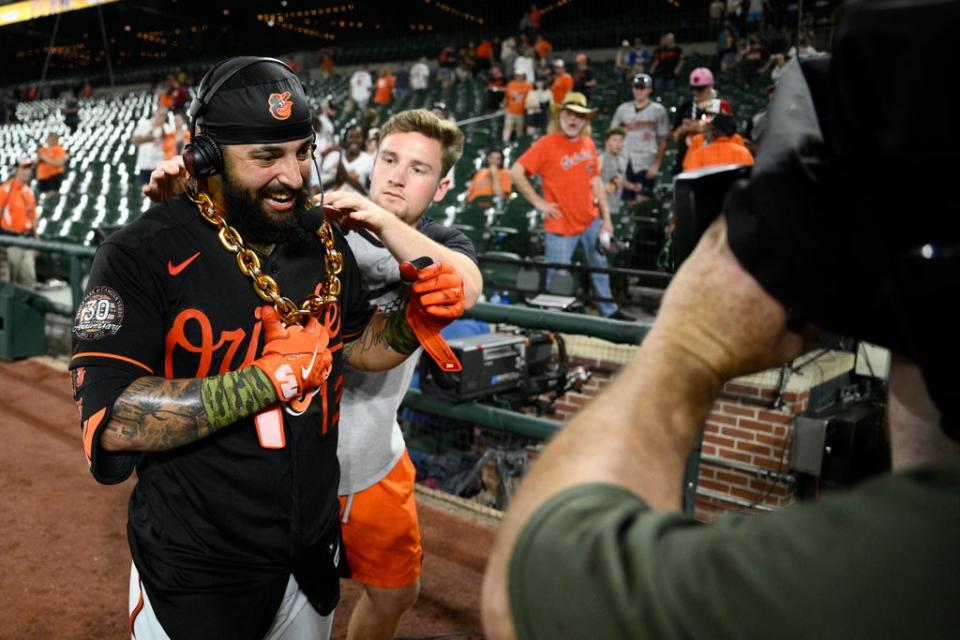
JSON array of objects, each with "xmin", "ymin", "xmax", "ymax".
[
  {"xmin": 16, "ymin": 156, "xmax": 33, "ymax": 168},
  {"xmin": 554, "ymin": 92, "xmax": 597, "ymax": 118},
  {"xmin": 553, "ymin": 58, "xmax": 565, "ymax": 68},
  {"xmin": 689, "ymin": 67, "xmax": 715, "ymax": 88},
  {"xmin": 195, "ymin": 57, "xmax": 313, "ymax": 145},
  {"xmin": 632, "ymin": 73, "xmax": 653, "ymax": 89},
  {"xmin": 621, "ymin": 40, "xmax": 630, "ymax": 47}
]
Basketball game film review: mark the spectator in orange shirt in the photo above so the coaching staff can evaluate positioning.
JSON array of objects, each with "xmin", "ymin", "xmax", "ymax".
[
  {"xmin": 502, "ymin": 69, "xmax": 532, "ymax": 143},
  {"xmin": 36, "ymin": 131, "xmax": 68, "ymax": 197},
  {"xmin": 0, "ymin": 157, "xmax": 39, "ymax": 287},
  {"xmin": 373, "ymin": 67, "xmax": 395, "ymax": 106},
  {"xmin": 683, "ymin": 113, "xmax": 753, "ymax": 170},
  {"xmin": 466, "ymin": 148, "xmax": 512, "ymax": 203},
  {"xmin": 475, "ymin": 39, "xmax": 495, "ymax": 75},
  {"xmin": 521, "ymin": 4, "xmax": 542, "ymax": 38},
  {"xmin": 511, "ymin": 92, "xmax": 634, "ymax": 321},
  {"xmin": 550, "ymin": 59, "xmax": 573, "ymax": 105},
  {"xmin": 534, "ymin": 35, "xmax": 552, "ymax": 62}
]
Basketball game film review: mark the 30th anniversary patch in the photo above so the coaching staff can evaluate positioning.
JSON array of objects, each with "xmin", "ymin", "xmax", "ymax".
[{"xmin": 73, "ymin": 286, "xmax": 124, "ymax": 340}]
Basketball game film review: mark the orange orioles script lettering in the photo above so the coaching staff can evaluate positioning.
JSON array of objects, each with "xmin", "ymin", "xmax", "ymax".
[
  {"xmin": 268, "ymin": 91, "xmax": 293, "ymax": 120},
  {"xmin": 164, "ymin": 308, "xmax": 263, "ymax": 379}
]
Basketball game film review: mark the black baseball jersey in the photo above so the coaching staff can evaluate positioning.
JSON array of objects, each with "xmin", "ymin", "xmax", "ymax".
[{"xmin": 70, "ymin": 195, "xmax": 373, "ymax": 640}]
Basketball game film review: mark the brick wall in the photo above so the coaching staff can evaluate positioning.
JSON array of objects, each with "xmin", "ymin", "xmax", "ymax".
[
  {"xmin": 546, "ymin": 358, "xmax": 815, "ymax": 522},
  {"xmin": 547, "ymin": 355, "xmax": 618, "ymax": 422},
  {"xmin": 696, "ymin": 383, "xmax": 810, "ymax": 521}
]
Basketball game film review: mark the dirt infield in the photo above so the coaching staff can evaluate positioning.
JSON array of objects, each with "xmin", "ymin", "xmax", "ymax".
[{"xmin": 0, "ymin": 358, "xmax": 494, "ymax": 640}]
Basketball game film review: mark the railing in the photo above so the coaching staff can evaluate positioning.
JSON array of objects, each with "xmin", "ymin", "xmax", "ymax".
[{"xmin": 0, "ymin": 235, "xmax": 96, "ymax": 315}]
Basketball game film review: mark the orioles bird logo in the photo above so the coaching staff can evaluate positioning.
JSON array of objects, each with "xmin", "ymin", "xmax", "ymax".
[{"xmin": 268, "ymin": 91, "xmax": 293, "ymax": 120}]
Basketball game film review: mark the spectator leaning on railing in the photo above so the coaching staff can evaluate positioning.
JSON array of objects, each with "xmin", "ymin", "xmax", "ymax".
[{"xmin": 0, "ymin": 157, "xmax": 38, "ymax": 287}]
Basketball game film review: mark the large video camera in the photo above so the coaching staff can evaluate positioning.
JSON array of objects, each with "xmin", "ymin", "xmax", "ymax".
[
  {"xmin": 668, "ymin": 1, "xmax": 959, "ymax": 436},
  {"xmin": 672, "ymin": 163, "xmax": 751, "ymax": 267},
  {"xmin": 420, "ymin": 330, "xmax": 590, "ymax": 415}
]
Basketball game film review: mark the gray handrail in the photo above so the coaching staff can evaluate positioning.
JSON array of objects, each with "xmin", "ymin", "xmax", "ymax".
[{"xmin": 0, "ymin": 235, "xmax": 96, "ymax": 314}]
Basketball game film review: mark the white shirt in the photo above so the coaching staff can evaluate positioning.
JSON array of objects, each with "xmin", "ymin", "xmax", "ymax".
[
  {"xmin": 349, "ymin": 70, "xmax": 373, "ymax": 103},
  {"xmin": 133, "ymin": 118, "xmax": 165, "ymax": 172},
  {"xmin": 501, "ymin": 37, "xmax": 517, "ymax": 61},
  {"xmin": 514, "ymin": 55, "xmax": 536, "ymax": 84},
  {"xmin": 318, "ymin": 149, "xmax": 374, "ymax": 193},
  {"xmin": 316, "ymin": 114, "xmax": 336, "ymax": 151},
  {"xmin": 410, "ymin": 62, "xmax": 430, "ymax": 90},
  {"xmin": 525, "ymin": 88, "xmax": 553, "ymax": 114}
]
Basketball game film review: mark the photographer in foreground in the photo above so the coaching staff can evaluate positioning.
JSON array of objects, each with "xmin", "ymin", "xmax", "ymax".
[{"xmin": 482, "ymin": 3, "xmax": 960, "ymax": 638}]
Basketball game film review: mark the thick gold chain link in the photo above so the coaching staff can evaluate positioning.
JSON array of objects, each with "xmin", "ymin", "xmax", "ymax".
[{"xmin": 187, "ymin": 187, "xmax": 342, "ymax": 325}]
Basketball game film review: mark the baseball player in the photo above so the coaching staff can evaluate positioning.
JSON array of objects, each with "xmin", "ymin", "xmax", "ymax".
[
  {"xmin": 145, "ymin": 108, "xmax": 483, "ymax": 640},
  {"xmin": 71, "ymin": 58, "xmax": 466, "ymax": 640}
]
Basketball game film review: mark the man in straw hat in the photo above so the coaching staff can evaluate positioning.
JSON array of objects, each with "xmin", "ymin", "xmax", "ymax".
[{"xmin": 510, "ymin": 92, "xmax": 634, "ymax": 321}]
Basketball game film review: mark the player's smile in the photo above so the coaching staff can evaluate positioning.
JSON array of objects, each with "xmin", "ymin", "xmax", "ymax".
[{"xmin": 262, "ymin": 187, "xmax": 297, "ymax": 212}]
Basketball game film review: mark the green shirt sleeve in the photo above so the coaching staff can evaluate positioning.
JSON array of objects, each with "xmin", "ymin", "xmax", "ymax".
[{"xmin": 508, "ymin": 468, "xmax": 960, "ymax": 640}]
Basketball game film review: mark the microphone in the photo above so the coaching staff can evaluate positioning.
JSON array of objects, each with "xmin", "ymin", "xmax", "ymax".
[
  {"xmin": 299, "ymin": 204, "xmax": 357, "ymax": 233},
  {"xmin": 300, "ymin": 207, "xmax": 327, "ymax": 233}
]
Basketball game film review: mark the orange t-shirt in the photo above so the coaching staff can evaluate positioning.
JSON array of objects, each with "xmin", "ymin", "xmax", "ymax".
[
  {"xmin": 535, "ymin": 38, "xmax": 552, "ymax": 61},
  {"xmin": 517, "ymin": 132, "xmax": 601, "ymax": 236},
  {"xmin": 163, "ymin": 128, "xmax": 191, "ymax": 160},
  {"xmin": 374, "ymin": 75, "xmax": 395, "ymax": 105},
  {"xmin": 504, "ymin": 79, "xmax": 532, "ymax": 115},
  {"xmin": 476, "ymin": 41, "xmax": 494, "ymax": 59},
  {"xmin": 0, "ymin": 179, "xmax": 38, "ymax": 235},
  {"xmin": 550, "ymin": 73, "xmax": 573, "ymax": 105},
  {"xmin": 466, "ymin": 168, "xmax": 513, "ymax": 202},
  {"xmin": 683, "ymin": 136, "xmax": 753, "ymax": 171},
  {"xmin": 36, "ymin": 144, "xmax": 66, "ymax": 180}
]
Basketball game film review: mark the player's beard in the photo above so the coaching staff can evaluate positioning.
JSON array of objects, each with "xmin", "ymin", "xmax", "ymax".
[{"xmin": 221, "ymin": 170, "xmax": 312, "ymax": 249}]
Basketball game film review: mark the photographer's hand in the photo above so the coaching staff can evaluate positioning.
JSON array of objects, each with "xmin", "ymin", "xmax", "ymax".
[
  {"xmin": 483, "ymin": 216, "xmax": 808, "ymax": 640},
  {"xmin": 652, "ymin": 215, "xmax": 806, "ymax": 383}
]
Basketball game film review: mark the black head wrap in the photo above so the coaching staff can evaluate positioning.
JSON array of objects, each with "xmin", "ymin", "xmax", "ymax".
[{"xmin": 193, "ymin": 57, "xmax": 313, "ymax": 144}]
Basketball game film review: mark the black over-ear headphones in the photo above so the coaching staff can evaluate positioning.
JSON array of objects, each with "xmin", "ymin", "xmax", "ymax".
[{"xmin": 183, "ymin": 56, "xmax": 300, "ymax": 178}]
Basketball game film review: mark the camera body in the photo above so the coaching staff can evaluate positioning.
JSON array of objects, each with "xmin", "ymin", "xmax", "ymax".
[{"xmin": 671, "ymin": 163, "xmax": 751, "ymax": 267}]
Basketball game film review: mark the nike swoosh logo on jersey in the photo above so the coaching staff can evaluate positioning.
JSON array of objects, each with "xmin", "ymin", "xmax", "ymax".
[
  {"xmin": 167, "ymin": 251, "xmax": 200, "ymax": 276},
  {"xmin": 301, "ymin": 343, "xmax": 320, "ymax": 380}
]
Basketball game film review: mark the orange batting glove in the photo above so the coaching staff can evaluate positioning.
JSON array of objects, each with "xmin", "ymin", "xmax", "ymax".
[
  {"xmin": 398, "ymin": 260, "xmax": 465, "ymax": 372},
  {"xmin": 251, "ymin": 306, "xmax": 333, "ymax": 402}
]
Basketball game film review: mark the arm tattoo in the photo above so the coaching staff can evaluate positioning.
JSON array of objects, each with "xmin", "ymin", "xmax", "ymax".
[
  {"xmin": 103, "ymin": 368, "xmax": 277, "ymax": 452},
  {"xmin": 382, "ymin": 308, "xmax": 419, "ymax": 355},
  {"xmin": 344, "ymin": 312, "xmax": 412, "ymax": 367},
  {"xmin": 105, "ymin": 377, "xmax": 213, "ymax": 452}
]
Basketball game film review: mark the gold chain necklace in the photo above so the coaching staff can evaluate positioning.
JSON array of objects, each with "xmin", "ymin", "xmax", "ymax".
[{"xmin": 186, "ymin": 185, "xmax": 343, "ymax": 325}]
